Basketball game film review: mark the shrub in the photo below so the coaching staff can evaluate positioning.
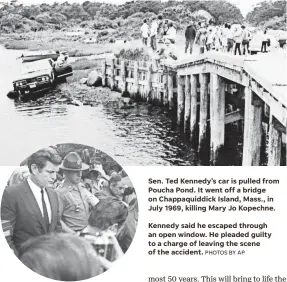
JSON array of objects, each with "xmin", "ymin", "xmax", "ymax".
[
  {"xmin": 263, "ymin": 16, "xmax": 287, "ymax": 31},
  {"xmin": 48, "ymin": 13, "xmax": 67, "ymax": 24},
  {"xmin": 92, "ymin": 17, "xmax": 117, "ymax": 30},
  {"xmin": 35, "ymin": 13, "xmax": 51, "ymax": 24},
  {"xmin": 98, "ymin": 30, "xmax": 109, "ymax": 37},
  {"xmin": 115, "ymin": 48, "xmax": 151, "ymax": 61}
]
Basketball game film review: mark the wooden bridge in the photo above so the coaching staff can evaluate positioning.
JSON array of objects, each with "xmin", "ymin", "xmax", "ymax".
[{"xmin": 98, "ymin": 51, "xmax": 287, "ymax": 166}]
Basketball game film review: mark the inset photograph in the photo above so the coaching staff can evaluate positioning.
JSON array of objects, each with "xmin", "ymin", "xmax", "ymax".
[{"xmin": 1, "ymin": 143, "xmax": 138, "ymax": 281}]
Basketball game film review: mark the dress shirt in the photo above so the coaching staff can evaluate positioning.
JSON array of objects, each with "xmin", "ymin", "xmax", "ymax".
[{"xmin": 27, "ymin": 177, "xmax": 52, "ymax": 223}]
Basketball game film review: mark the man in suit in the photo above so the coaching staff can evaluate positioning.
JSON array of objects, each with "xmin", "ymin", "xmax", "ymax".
[
  {"xmin": 185, "ymin": 21, "xmax": 196, "ymax": 54},
  {"xmin": 1, "ymin": 148, "xmax": 62, "ymax": 257}
]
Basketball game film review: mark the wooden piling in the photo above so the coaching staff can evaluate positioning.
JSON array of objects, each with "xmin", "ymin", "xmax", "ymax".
[
  {"xmin": 184, "ymin": 75, "xmax": 191, "ymax": 133},
  {"xmin": 133, "ymin": 61, "xmax": 139, "ymax": 98},
  {"xmin": 167, "ymin": 69, "xmax": 174, "ymax": 110},
  {"xmin": 110, "ymin": 58, "xmax": 115, "ymax": 90},
  {"xmin": 120, "ymin": 60, "xmax": 126, "ymax": 94},
  {"xmin": 163, "ymin": 66, "xmax": 168, "ymax": 106},
  {"xmin": 268, "ymin": 116, "xmax": 282, "ymax": 166},
  {"xmin": 242, "ymin": 88, "xmax": 263, "ymax": 166},
  {"xmin": 177, "ymin": 75, "xmax": 185, "ymax": 126},
  {"xmin": 146, "ymin": 62, "xmax": 152, "ymax": 102},
  {"xmin": 210, "ymin": 73, "xmax": 225, "ymax": 165},
  {"xmin": 198, "ymin": 73, "xmax": 209, "ymax": 153},
  {"xmin": 101, "ymin": 60, "xmax": 106, "ymax": 87},
  {"xmin": 190, "ymin": 74, "xmax": 198, "ymax": 140}
]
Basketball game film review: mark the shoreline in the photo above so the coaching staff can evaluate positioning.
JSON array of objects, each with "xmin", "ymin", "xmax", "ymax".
[{"xmin": 0, "ymin": 31, "xmax": 144, "ymax": 57}]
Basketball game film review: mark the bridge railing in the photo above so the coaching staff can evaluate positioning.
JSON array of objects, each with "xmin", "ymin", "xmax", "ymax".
[{"xmin": 97, "ymin": 51, "xmax": 286, "ymax": 166}]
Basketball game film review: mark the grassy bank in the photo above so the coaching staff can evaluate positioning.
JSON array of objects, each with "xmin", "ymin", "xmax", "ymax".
[{"xmin": 0, "ymin": 31, "xmax": 144, "ymax": 57}]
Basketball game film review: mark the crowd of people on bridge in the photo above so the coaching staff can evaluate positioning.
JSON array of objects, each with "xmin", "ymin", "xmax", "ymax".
[
  {"xmin": 1, "ymin": 147, "xmax": 138, "ymax": 281},
  {"xmin": 140, "ymin": 15, "xmax": 286, "ymax": 62}
]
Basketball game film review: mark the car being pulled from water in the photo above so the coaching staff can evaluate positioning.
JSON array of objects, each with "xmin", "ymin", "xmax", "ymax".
[
  {"xmin": 13, "ymin": 59, "xmax": 56, "ymax": 96},
  {"xmin": 13, "ymin": 58, "xmax": 73, "ymax": 97}
]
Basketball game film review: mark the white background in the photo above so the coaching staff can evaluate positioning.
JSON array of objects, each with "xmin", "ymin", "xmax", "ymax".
[{"xmin": 0, "ymin": 166, "xmax": 287, "ymax": 282}]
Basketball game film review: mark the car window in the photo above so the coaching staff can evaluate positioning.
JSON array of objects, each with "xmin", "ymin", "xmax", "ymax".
[{"xmin": 21, "ymin": 60, "xmax": 51, "ymax": 73}]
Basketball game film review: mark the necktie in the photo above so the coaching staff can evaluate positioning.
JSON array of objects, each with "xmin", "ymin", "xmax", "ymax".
[{"xmin": 41, "ymin": 188, "xmax": 50, "ymax": 231}]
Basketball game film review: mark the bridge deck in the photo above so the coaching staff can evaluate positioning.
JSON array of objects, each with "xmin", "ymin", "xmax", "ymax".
[{"xmin": 163, "ymin": 50, "xmax": 287, "ymax": 110}]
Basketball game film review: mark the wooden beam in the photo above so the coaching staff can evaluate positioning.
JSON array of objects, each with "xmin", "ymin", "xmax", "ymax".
[
  {"xmin": 184, "ymin": 75, "xmax": 191, "ymax": 133},
  {"xmin": 101, "ymin": 60, "xmax": 106, "ymax": 87},
  {"xmin": 210, "ymin": 73, "xmax": 225, "ymax": 165},
  {"xmin": 224, "ymin": 109, "xmax": 244, "ymax": 124},
  {"xmin": 132, "ymin": 61, "xmax": 139, "ymax": 97},
  {"xmin": 190, "ymin": 74, "xmax": 197, "ymax": 139},
  {"xmin": 199, "ymin": 73, "xmax": 209, "ymax": 153},
  {"xmin": 177, "ymin": 62, "xmax": 249, "ymax": 87},
  {"xmin": 242, "ymin": 88, "xmax": 263, "ymax": 166},
  {"xmin": 120, "ymin": 60, "xmax": 126, "ymax": 93},
  {"xmin": 168, "ymin": 70, "xmax": 174, "ymax": 110},
  {"xmin": 110, "ymin": 58, "xmax": 115, "ymax": 90},
  {"xmin": 268, "ymin": 115, "xmax": 282, "ymax": 166},
  {"xmin": 177, "ymin": 75, "xmax": 185, "ymax": 125},
  {"xmin": 146, "ymin": 62, "xmax": 152, "ymax": 101},
  {"xmin": 163, "ymin": 67, "xmax": 168, "ymax": 106},
  {"xmin": 250, "ymin": 81, "xmax": 287, "ymax": 127}
]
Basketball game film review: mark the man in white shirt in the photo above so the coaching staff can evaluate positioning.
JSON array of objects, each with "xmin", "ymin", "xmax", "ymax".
[
  {"xmin": 165, "ymin": 22, "xmax": 176, "ymax": 44},
  {"xmin": 1, "ymin": 148, "xmax": 62, "ymax": 257},
  {"xmin": 150, "ymin": 15, "xmax": 163, "ymax": 51},
  {"xmin": 140, "ymin": 19, "xmax": 149, "ymax": 46}
]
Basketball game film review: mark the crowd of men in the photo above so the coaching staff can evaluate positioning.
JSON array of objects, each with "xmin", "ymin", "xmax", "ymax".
[
  {"xmin": 140, "ymin": 15, "xmax": 284, "ymax": 61},
  {"xmin": 1, "ymin": 148, "xmax": 138, "ymax": 281}
]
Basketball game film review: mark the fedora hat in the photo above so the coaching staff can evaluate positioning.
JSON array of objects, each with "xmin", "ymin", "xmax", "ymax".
[{"xmin": 60, "ymin": 152, "xmax": 90, "ymax": 171}]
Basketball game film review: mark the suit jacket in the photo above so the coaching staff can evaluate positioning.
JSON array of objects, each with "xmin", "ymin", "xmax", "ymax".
[
  {"xmin": 1, "ymin": 179, "xmax": 62, "ymax": 256},
  {"xmin": 185, "ymin": 25, "xmax": 196, "ymax": 40}
]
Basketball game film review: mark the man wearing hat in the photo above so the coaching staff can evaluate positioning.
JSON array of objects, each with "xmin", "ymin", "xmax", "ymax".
[{"xmin": 56, "ymin": 152, "xmax": 99, "ymax": 234}]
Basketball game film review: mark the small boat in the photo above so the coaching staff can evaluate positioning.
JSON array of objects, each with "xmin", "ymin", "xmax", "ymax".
[{"xmin": 19, "ymin": 50, "xmax": 68, "ymax": 63}]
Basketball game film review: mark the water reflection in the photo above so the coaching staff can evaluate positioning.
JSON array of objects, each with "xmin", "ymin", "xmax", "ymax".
[{"xmin": 14, "ymin": 100, "xmax": 68, "ymax": 117}]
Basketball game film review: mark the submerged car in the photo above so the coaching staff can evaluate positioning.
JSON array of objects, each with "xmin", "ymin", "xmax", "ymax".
[
  {"xmin": 13, "ymin": 58, "xmax": 73, "ymax": 97},
  {"xmin": 13, "ymin": 59, "xmax": 55, "ymax": 96}
]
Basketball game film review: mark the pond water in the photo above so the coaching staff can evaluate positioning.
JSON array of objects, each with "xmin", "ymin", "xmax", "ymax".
[{"xmin": 0, "ymin": 45, "xmax": 253, "ymax": 166}]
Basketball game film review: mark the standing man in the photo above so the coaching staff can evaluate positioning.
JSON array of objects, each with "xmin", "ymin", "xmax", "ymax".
[
  {"xmin": 165, "ymin": 22, "xmax": 177, "ymax": 44},
  {"xmin": 150, "ymin": 15, "xmax": 163, "ymax": 51},
  {"xmin": 56, "ymin": 152, "xmax": 99, "ymax": 234},
  {"xmin": 241, "ymin": 25, "xmax": 250, "ymax": 55},
  {"xmin": 194, "ymin": 22, "xmax": 208, "ymax": 55},
  {"xmin": 184, "ymin": 21, "xmax": 196, "ymax": 54},
  {"xmin": 1, "ymin": 148, "xmax": 62, "ymax": 257},
  {"xmin": 206, "ymin": 20, "xmax": 216, "ymax": 51},
  {"xmin": 226, "ymin": 24, "xmax": 234, "ymax": 53},
  {"xmin": 140, "ymin": 19, "xmax": 149, "ymax": 46},
  {"xmin": 233, "ymin": 25, "xmax": 243, "ymax": 55}
]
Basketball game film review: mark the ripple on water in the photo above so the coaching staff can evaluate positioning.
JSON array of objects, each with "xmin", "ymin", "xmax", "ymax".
[{"xmin": 0, "ymin": 46, "xmax": 253, "ymax": 166}]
